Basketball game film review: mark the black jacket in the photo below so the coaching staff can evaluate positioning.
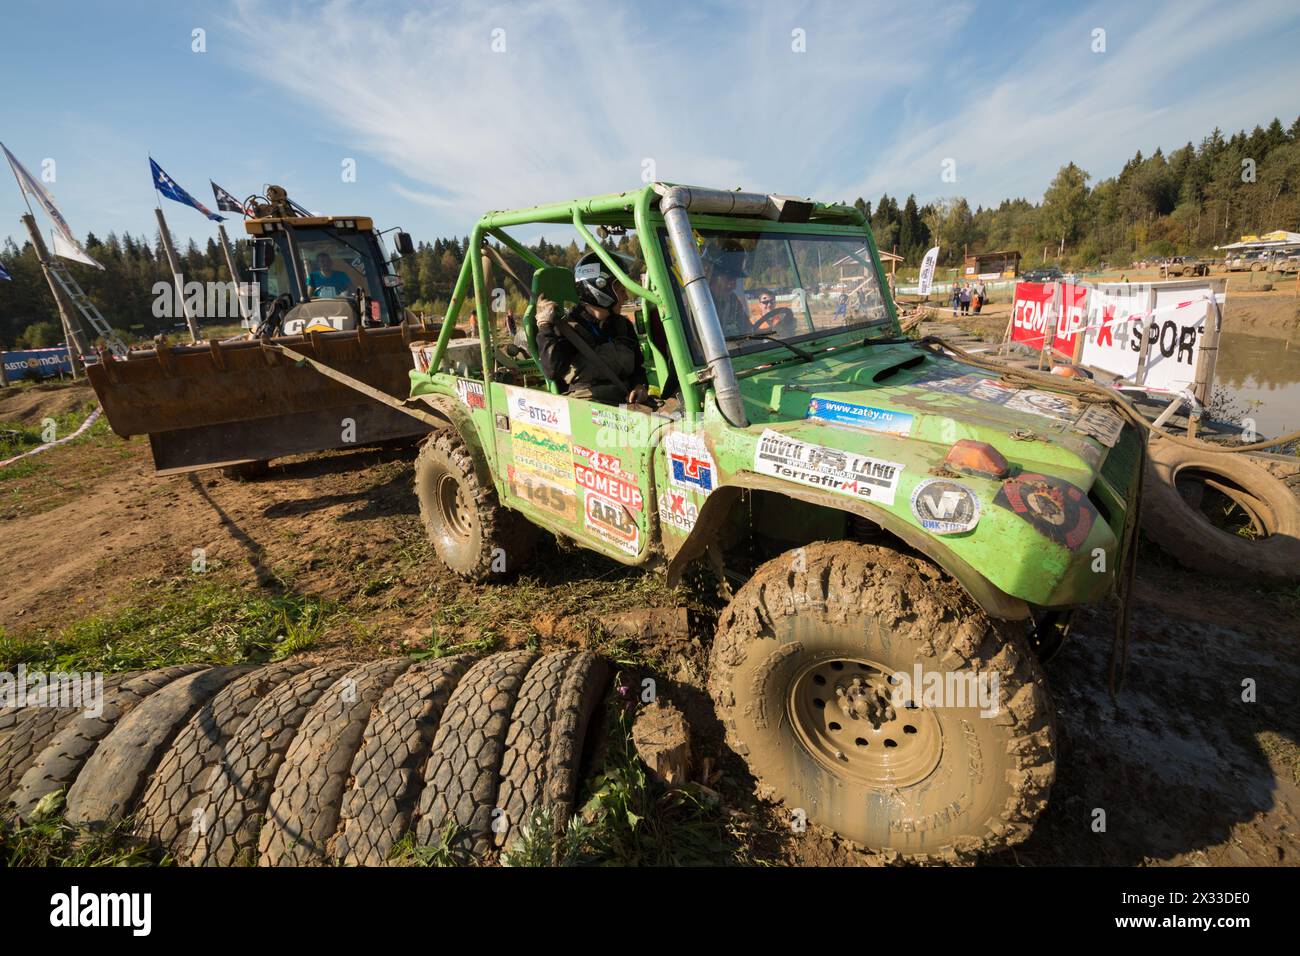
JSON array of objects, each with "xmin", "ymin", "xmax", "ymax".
[{"xmin": 535, "ymin": 299, "xmax": 645, "ymax": 404}]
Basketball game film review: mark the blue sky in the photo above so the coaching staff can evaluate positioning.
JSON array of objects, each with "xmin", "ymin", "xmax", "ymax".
[{"xmin": 2, "ymin": 0, "xmax": 1298, "ymax": 251}]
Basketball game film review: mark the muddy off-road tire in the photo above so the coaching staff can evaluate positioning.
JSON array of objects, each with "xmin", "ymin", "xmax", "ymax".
[
  {"xmin": 414, "ymin": 649, "xmax": 537, "ymax": 857},
  {"xmin": 495, "ymin": 651, "xmax": 608, "ymax": 851},
  {"xmin": 333, "ymin": 655, "xmax": 473, "ymax": 866},
  {"xmin": 415, "ymin": 430, "xmax": 536, "ymax": 581},
  {"xmin": 709, "ymin": 542, "xmax": 1055, "ymax": 861},
  {"xmin": 5, "ymin": 666, "xmax": 205, "ymax": 819},
  {"xmin": 65, "ymin": 666, "xmax": 249, "ymax": 827},
  {"xmin": 0, "ymin": 671, "xmax": 141, "ymax": 801},
  {"xmin": 257, "ymin": 658, "xmax": 414, "ymax": 866},
  {"xmin": 187, "ymin": 663, "xmax": 354, "ymax": 867},
  {"xmin": 1142, "ymin": 438, "xmax": 1300, "ymax": 583},
  {"xmin": 133, "ymin": 661, "xmax": 314, "ymax": 854}
]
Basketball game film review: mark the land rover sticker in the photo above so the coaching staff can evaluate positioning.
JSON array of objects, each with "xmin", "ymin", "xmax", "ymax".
[
  {"xmin": 754, "ymin": 429, "xmax": 903, "ymax": 506},
  {"xmin": 910, "ymin": 478, "xmax": 980, "ymax": 534}
]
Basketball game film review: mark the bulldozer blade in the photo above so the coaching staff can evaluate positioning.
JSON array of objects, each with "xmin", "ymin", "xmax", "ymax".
[{"xmin": 86, "ymin": 324, "xmax": 440, "ymax": 474}]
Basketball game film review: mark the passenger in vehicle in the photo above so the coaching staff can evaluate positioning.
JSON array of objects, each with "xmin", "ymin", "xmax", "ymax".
[
  {"xmin": 536, "ymin": 251, "xmax": 649, "ymax": 406},
  {"xmin": 706, "ymin": 243, "xmax": 754, "ymax": 337}
]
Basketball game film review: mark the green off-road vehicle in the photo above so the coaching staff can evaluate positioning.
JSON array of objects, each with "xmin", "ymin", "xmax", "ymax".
[{"xmin": 405, "ymin": 184, "xmax": 1141, "ymax": 860}]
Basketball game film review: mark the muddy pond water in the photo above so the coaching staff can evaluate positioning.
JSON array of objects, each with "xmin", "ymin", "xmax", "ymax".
[{"xmin": 1212, "ymin": 331, "xmax": 1300, "ymax": 439}]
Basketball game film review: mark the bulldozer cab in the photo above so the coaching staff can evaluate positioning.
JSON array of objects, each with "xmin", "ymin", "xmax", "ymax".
[
  {"xmin": 246, "ymin": 215, "xmax": 405, "ymax": 333},
  {"xmin": 86, "ymin": 190, "xmax": 439, "ymax": 476}
]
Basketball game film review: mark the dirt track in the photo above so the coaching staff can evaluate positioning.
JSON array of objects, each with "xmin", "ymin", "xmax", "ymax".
[{"xmin": 1, "ymin": 382, "xmax": 1297, "ymax": 866}]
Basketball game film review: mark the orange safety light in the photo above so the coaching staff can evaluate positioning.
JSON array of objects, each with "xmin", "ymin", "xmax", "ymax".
[{"xmin": 944, "ymin": 439, "xmax": 1009, "ymax": 479}]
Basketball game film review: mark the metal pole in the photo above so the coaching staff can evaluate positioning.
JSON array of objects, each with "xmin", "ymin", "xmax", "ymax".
[
  {"xmin": 216, "ymin": 224, "xmax": 253, "ymax": 327},
  {"xmin": 155, "ymin": 207, "xmax": 200, "ymax": 342},
  {"xmin": 21, "ymin": 213, "xmax": 89, "ymax": 375}
]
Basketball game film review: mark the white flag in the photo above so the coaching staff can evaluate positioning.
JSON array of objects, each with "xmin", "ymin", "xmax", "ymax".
[
  {"xmin": 52, "ymin": 230, "xmax": 104, "ymax": 270},
  {"xmin": 1, "ymin": 142, "xmax": 103, "ymax": 270},
  {"xmin": 917, "ymin": 246, "xmax": 939, "ymax": 296}
]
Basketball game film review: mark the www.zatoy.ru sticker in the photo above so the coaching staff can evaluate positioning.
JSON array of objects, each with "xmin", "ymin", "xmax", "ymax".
[{"xmin": 994, "ymin": 473, "xmax": 1096, "ymax": 549}]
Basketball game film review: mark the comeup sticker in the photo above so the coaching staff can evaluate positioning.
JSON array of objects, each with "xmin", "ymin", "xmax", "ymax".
[{"xmin": 910, "ymin": 478, "xmax": 980, "ymax": 534}]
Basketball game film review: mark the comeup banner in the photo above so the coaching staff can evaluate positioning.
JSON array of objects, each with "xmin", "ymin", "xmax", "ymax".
[{"xmin": 1008, "ymin": 278, "xmax": 1226, "ymax": 399}]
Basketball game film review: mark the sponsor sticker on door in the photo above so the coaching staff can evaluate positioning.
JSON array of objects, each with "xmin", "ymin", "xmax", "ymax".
[
  {"xmin": 584, "ymin": 491, "xmax": 640, "ymax": 554},
  {"xmin": 665, "ymin": 431, "xmax": 716, "ymax": 494}
]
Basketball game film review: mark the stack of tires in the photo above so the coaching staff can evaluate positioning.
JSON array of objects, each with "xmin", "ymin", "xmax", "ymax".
[{"xmin": 0, "ymin": 651, "xmax": 608, "ymax": 865}]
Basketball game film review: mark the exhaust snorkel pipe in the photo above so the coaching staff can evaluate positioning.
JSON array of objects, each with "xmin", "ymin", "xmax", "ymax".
[{"xmin": 654, "ymin": 185, "xmax": 752, "ymax": 428}]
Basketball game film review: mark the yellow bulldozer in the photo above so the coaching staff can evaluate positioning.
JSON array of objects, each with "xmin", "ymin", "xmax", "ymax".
[{"xmin": 86, "ymin": 187, "xmax": 443, "ymax": 475}]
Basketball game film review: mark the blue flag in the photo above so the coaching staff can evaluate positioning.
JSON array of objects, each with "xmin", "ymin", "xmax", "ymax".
[
  {"xmin": 150, "ymin": 157, "xmax": 224, "ymax": 222},
  {"xmin": 0, "ymin": 261, "xmax": 10, "ymax": 281}
]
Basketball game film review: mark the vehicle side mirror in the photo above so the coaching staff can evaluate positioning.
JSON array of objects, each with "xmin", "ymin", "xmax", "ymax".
[{"xmin": 395, "ymin": 231, "xmax": 414, "ymax": 256}]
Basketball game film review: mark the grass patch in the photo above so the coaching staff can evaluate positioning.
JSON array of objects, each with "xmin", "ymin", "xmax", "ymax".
[
  {"xmin": 0, "ymin": 399, "xmax": 108, "ymax": 484},
  {"xmin": 0, "ymin": 577, "xmax": 331, "ymax": 673},
  {"xmin": 0, "ymin": 793, "xmax": 162, "ymax": 867}
]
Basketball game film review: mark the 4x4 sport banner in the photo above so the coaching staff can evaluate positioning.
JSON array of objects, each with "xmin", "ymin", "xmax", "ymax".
[{"xmin": 1008, "ymin": 279, "xmax": 1224, "ymax": 394}]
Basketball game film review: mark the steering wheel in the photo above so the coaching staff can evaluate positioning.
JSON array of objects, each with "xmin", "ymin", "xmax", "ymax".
[{"xmin": 752, "ymin": 306, "xmax": 796, "ymax": 335}]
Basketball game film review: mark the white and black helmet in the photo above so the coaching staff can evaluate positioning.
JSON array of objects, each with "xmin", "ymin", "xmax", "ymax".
[{"xmin": 573, "ymin": 250, "xmax": 635, "ymax": 309}]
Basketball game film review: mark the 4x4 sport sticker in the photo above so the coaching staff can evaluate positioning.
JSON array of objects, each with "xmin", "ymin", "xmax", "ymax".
[
  {"xmin": 910, "ymin": 478, "xmax": 980, "ymax": 534},
  {"xmin": 994, "ymin": 473, "xmax": 1096, "ymax": 549},
  {"xmin": 754, "ymin": 429, "xmax": 903, "ymax": 506},
  {"xmin": 806, "ymin": 398, "xmax": 913, "ymax": 436}
]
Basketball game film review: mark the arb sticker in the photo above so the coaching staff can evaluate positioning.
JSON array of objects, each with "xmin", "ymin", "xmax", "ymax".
[
  {"xmin": 585, "ymin": 492, "xmax": 640, "ymax": 554},
  {"xmin": 994, "ymin": 473, "xmax": 1096, "ymax": 549},
  {"xmin": 910, "ymin": 478, "xmax": 980, "ymax": 534}
]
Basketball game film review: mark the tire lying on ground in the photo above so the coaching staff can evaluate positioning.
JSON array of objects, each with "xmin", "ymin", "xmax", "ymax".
[
  {"xmin": 186, "ymin": 663, "xmax": 355, "ymax": 866},
  {"xmin": 5, "ymin": 665, "xmax": 206, "ymax": 819},
  {"xmin": 0, "ymin": 670, "xmax": 141, "ymax": 801},
  {"xmin": 65, "ymin": 666, "xmax": 251, "ymax": 827},
  {"xmin": 257, "ymin": 658, "xmax": 415, "ymax": 866},
  {"xmin": 709, "ymin": 541, "xmax": 1056, "ymax": 862},
  {"xmin": 332, "ymin": 655, "xmax": 473, "ymax": 866},
  {"xmin": 1142, "ymin": 437, "xmax": 1300, "ymax": 583},
  {"xmin": 413, "ymin": 650, "xmax": 538, "ymax": 857},
  {"xmin": 494, "ymin": 651, "xmax": 609, "ymax": 852},
  {"xmin": 134, "ymin": 660, "xmax": 314, "ymax": 855}
]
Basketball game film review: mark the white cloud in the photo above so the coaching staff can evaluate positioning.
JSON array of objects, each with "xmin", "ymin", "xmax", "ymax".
[{"xmin": 228, "ymin": 0, "xmax": 1300, "ymax": 232}]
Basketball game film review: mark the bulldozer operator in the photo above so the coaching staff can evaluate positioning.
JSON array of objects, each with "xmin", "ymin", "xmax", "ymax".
[
  {"xmin": 535, "ymin": 250, "xmax": 650, "ymax": 406},
  {"xmin": 306, "ymin": 252, "xmax": 352, "ymax": 298}
]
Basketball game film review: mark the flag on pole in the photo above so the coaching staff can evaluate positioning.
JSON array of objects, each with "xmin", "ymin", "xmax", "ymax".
[
  {"xmin": 1, "ymin": 142, "xmax": 104, "ymax": 270},
  {"xmin": 917, "ymin": 245, "xmax": 940, "ymax": 296},
  {"xmin": 0, "ymin": 261, "xmax": 11, "ymax": 281},
  {"xmin": 150, "ymin": 158, "xmax": 224, "ymax": 221},
  {"xmin": 211, "ymin": 180, "xmax": 250, "ymax": 216}
]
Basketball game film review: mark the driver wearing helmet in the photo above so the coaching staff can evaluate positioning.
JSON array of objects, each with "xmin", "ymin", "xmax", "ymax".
[{"xmin": 535, "ymin": 250, "xmax": 649, "ymax": 405}]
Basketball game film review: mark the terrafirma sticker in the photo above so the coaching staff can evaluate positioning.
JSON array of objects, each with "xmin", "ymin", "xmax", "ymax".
[
  {"xmin": 754, "ymin": 429, "xmax": 903, "ymax": 506},
  {"xmin": 49, "ymin": 886, "xmax": 151, "ymax": 936}
]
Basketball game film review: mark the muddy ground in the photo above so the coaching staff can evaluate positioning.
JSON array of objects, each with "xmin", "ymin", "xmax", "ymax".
[{"xmin": 1, "ymin": 382, "xmax": 1298, "ymax": 866}]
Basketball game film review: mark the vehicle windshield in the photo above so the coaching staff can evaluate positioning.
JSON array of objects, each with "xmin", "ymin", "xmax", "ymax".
[
  {"xmin": 658, "ymin": 227, "xmax": 890, "ymax": 359},
  {"xmin": 262, "ymin": 227, "xmax": 392, "ymax": 322}
]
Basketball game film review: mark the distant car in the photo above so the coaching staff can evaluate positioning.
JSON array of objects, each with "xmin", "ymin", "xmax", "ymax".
[
  {"xmin": 1162, "ymin": 256, "xmax": 1210, "ymax": 277},
  {"xmin": 1022, "ymin": 266, "xmax": 1064, "ymax": 282},
  {"xmin": 1275, "ymin": 253, "xmax": 1300, "ymax": 274}
]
